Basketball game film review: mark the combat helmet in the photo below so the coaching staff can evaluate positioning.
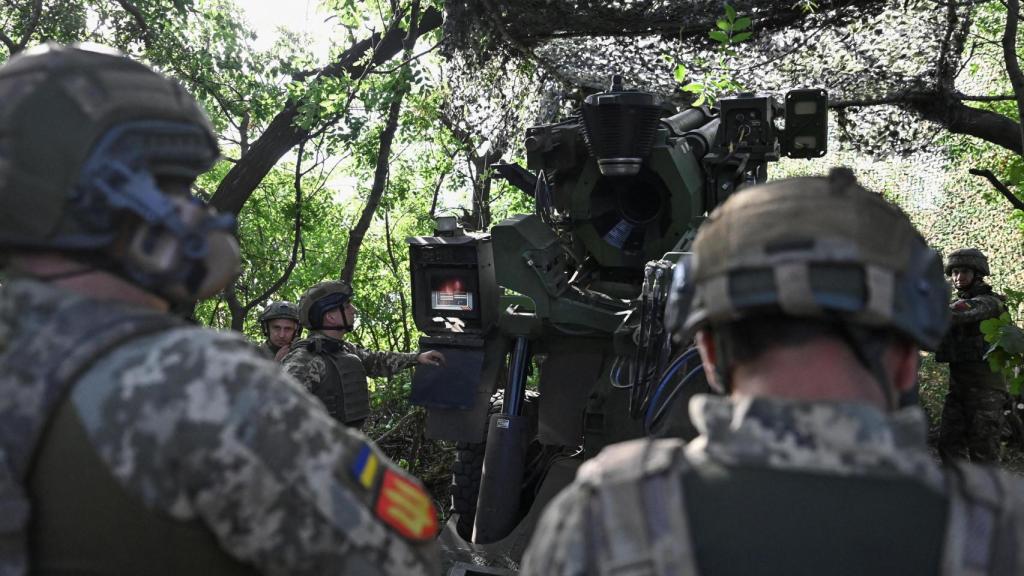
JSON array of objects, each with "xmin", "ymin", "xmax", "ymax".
[
  {"xmin": 944, "ymin": 248, "xmax": 989, "ymax": 277},
  {"xmin": 299, "ymin": 280, "xmax": 354, "ymax": 330},
  {"xmin": 678, "ymin": 168, "xmax": 949, "ymax": 349},
  {"xmin": 259, "ymin": 300, "xmax": 301, "ymax": 339},
  {"xmin": 0, "ymin": 43, "xmax": 240, "ymax": 302}
]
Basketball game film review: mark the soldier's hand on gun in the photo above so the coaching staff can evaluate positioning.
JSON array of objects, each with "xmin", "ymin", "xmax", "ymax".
[
  {"xmin": 951, "ymin": 299, "xmax": 971, "ymax": 312},
  {"xmin": 417, "ymin": 350, "xmax": 447, "ymax": 367}
]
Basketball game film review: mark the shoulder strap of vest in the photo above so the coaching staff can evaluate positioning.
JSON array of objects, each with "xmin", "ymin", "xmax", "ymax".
[
  {"xmin": 940, "ymin": 461, "xmax": 1013, "ymax": 576},
  {"xmin": 576, "ymin": 438, "xmax": 701, "ymax": 576},
  {"xmin": 0, "ymin": 297, "xmax": 181, "ymax": 576}
]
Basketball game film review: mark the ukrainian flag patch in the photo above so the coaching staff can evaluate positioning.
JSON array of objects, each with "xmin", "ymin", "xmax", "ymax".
[
  {"xmin": 350, "ymin": 444, "xmax": 380, "ymax": 490},
  {"xmin": 374, "ymin": 469, "xmax": 438, "ymax": 541}
]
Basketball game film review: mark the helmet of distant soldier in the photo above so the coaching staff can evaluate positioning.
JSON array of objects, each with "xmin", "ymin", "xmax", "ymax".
[
  {"xmin": 676, "ymin": 167, "xmax": 950, "ymax": 352},
  {"xmin": 944, "ymin": 248, "xmax": 989, "ymax": 278},
  {"xmin": 298, "ymin": 280, "xmax": 354, "ymax": 330},
  {"xmin": 259, "ymin": 300, "xmax": 301, "ymax": 339},
  {"xmin": 0, "ymin": 43, "xmax": 240, "ymax": 302}
]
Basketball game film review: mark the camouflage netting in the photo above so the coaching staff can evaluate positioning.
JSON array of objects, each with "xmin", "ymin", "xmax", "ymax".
[
  {"xmin": 443, "ymin": 0, "xmax": 959, "ymax": 154},
  {"xmin": 440, "ymin": 0, "xmax": 1024, "ymax": 296}
]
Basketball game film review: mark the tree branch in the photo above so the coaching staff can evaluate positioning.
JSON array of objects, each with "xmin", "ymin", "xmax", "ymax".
[
  {"xmin": 209, "ymin": 5, "xmax": 442, "ymax": 215},
  {"xmin": 1003, "ymin": 0, "xmax": 1024, "ymax": 154},
  {"xmin": 969, "ymin": 168, "xmax": 1024, "ymax": 211}
]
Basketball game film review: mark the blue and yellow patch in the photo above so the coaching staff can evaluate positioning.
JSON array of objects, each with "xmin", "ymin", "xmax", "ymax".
[{"xmin": 350, "ymin": 444, "xmax": 380, "ymax": 490}]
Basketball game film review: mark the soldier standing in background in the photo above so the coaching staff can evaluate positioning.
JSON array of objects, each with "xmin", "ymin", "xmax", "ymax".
[
  {"xmin": 257, "ymin": 300, "xmax": 301, "ymax": 362},
  {"xmin": 936, "ymin": 248, "xmax": 1008, "ymax": 464},
  {"xmin": 522, "ymin": 169, "xmax": 1024, "ymax": 575},
  {"xmin": 0, "ymin": 44, "xmax": 438, "ymax": 575},
  {"xmin": 283, "ymin": 280, "xmax": 445, "ymax": 429}
]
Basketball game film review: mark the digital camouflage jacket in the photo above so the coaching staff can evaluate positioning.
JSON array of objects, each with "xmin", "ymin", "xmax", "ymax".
[
  {"xmin": 0, "ymin": 278, "xmax": 439, "ymax": 576},
  {"xmin": 521, "ymin": 394, "xmax": 1024, "ymax": 576},
  {"xmin": 281, "ymin": 332, "xmax": 418, "ymax": 425}
]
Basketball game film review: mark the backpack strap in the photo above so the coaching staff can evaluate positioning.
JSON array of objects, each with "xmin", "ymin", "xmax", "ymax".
[
  {"xmin": 941, "ymin": 462, "xmax": 1013, "ymax": 576},
  {"xmin": 0, "ymin": 296, "xmax": 181, "ymax": 576},
  {"xmin": 576, "ymin": 438, "xmax": 701, "ymax": 576}
]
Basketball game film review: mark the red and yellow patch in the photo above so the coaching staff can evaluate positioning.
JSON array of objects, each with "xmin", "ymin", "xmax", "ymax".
[{"xmin": 374, "ymin": 469, "xmax": 438, "ymax": 541}]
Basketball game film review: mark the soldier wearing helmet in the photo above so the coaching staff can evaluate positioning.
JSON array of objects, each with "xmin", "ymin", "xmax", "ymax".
[
  {"xmin": 256, "ymin": 300, "xmax": 301, "ymax": 361},
  {"xmin": 282, "ymin": 280, "xmax": 445, "ymax": 429},
  {"xmin": 522, "ymin": 169, "xmax": 1024, "ymax": 575},
  {"xmin": 0, "ymin": 44, "xmax": 438, "ymax": 575},
  {"xmin": 936, "ymin": 248, "xmax": 1008, "ymax": 464}
]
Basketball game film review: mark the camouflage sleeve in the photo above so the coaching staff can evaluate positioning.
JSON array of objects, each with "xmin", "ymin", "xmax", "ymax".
[
  {"xmin": 520, "ymin": 483, "xmax": 593, "ymax": 576},
  {"xmin": 70, "ymin": 327, "xmax": 440, "ymax": 576},
  {"xmin": 350, "ymin": 345, "xmax": 418, "ymax": 378},
  {"xmin": 951, "ymin": 294, "xmax": 1005, "ymax": 326},
  {"xmin": 280, "ymin": 345, "xmax": 325, "ymax": 393}
]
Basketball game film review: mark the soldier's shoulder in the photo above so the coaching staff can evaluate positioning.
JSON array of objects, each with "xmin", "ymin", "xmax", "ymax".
[{"xmin": 577, "ymin": 437, "xmax": 689, "ymax": 487}]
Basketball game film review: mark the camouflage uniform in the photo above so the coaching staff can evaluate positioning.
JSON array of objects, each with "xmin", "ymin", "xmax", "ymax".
[
  {"xmin": 4, "ymin": 278, "xmax": 439, "ymax": 575},
  {"xmin": 282, "ymin": 332, "xmax": 418, "ymax": 428},
  {"xmin": 522, "ymin": 394, "xmax": 1024, "ymax": 575},
  {"xmin": 0, "ymin": 44, "xmax": 439, "ymax": 575},
  {"xmin": 524, "ymin": 170, "xmax": 1024, "ymax": 575},
  {"xmin": 937, "ymin": 280, "xmax": 1007, "ymax": 463}
]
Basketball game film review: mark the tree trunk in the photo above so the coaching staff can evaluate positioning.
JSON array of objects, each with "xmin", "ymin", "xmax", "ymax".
[{"xmin": 340, "ymin": 91, "xmax": 406, "ymax": 283}]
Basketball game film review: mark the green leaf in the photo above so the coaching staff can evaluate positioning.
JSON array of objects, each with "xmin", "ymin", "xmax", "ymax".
[
  {"xmin": 724, "ymin": 3, "xmax": 737, "ymax": 21},
  {"xmin": 1011, "ymin": 375, "xmax": 1024, "ymax": 396},
  {"xmin": 998, "ymin": 324, "xmax": 1024, "ymax": 354},
  {"xmin": 693, "ymin": 93, "xmax": 707, "ymax": 107},
  {"xmin": 716, "ymin": 19, "xmax": 731, "ymax": 31},
  {"xmin": 681, "ymin": 82, "xmax": 704, "ymax": 93},
  {"xmin": 674, "ymin": 64, "xmax": 688, "ymax": 83},
  {"xmin": 731, "ymin": 31, "xmax": 753, "ymax": 43},
  {"xmin": 987, "ymin": 349, "xmax": 1006, "ymax": 372},
  {"xmin": 709, "ymin": 30, "xmax": 729, "ymax": 44},
  {"xmin": 733, "ymin": 16, "xmax": 752, "ymax": 31},
  {"xmin": 980, "ymin": 317, "xmax": 1003, "ymax": 337}
]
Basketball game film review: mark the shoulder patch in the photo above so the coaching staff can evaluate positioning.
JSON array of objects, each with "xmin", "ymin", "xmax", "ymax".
[
  {"xmin": 350, "ymin": 444, "xmax": 380, "ymax": 490},
  {"xmin": 374, "ymin": 468, "xmax": 438, "ymax": 541}
]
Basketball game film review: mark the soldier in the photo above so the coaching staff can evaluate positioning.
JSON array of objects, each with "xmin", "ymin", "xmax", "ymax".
[
  {"xmin": 522, "ymin": 169, "xmax": 1024, "ymax": 575},
  {"xmin": 257, "ymin": 300, "xmax": 301, "ymax": 362},
  {"xmin": 282, "ymin": 280, "xmax": 445, "ymax": 429},
  {"xmin": 936, "ymin": 248, "xmax": 1008, "ymax": 464},
  {"xmin": 0, "ymin": 44, "xmax": 439, "ymax": 575}
]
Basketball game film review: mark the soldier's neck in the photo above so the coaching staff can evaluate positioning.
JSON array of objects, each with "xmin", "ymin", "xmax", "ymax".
[
  {"xmin": 8, "ymin": 253, "xmax": 169, "ymax": 312},
  {"xmin": 730, "ymin": 338, "xmax": 889, "ymax": 410},
  {"xmin": 318, "ymin": 329, "xmax": 348, "ymax": 341}
]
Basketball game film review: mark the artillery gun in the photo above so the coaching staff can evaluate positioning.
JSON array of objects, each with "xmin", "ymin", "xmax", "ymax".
[{"xmin": 406, "ymin": 77, "xmax": 828, "ymax": 573}]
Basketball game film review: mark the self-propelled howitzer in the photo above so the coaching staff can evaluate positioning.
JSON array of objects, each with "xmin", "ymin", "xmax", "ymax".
[{"xmin": 407, "ymin": 77, "xmax": 828, "ymax": 573}]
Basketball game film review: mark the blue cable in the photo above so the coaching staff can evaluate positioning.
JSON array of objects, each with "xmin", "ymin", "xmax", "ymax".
[
  {"xmin": 643, "ymin": 348, "xmax": 698, "ymax": 421},
  {"xmin": 645, "ymin": 364, "xmax": 705, "ymax": 432}
]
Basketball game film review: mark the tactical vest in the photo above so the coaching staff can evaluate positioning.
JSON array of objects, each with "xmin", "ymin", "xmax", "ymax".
[
  {"xmin": 578, "ymin": 439, "xmax": 1021, "ymax": 576},
  {"xmin": 936, "ymin": 284, "xmax": 1003, "ymax": 363},
  {"xmin": 0, "ymin": 295, "xmax": 260, "ymax": 576},
  {"xmin": 298, "ymin": 337, "xmax": 370, "ymax": 427}
]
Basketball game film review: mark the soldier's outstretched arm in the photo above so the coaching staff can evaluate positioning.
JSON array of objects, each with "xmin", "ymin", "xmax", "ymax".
[
  {"xmin": 520, "ymin": 484, "xmax": 593, "ymax": 576},
  {"xmin": 71, "ymin": 327, "xmax": 440, "ymax": 576},
  {"xmin": 350, "ymin": 344, "xmax": 418, "ymax": 378},
  {"xmin": 950, "ymin": 294, "xmax": 1005, "ymax": 325}
]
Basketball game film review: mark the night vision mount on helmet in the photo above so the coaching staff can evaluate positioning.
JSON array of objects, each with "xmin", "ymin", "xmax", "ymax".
[{"xmin": 0, "ymin": 43, "xmax": 240, "ymax": 302}]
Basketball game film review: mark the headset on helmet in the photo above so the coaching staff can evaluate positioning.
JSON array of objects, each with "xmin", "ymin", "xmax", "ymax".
[
  {"xmin": 0, "ymin": 43, "xmax": 240, "ymax": 302},
  {"xmin": 671, "ymin": 167, "xmax": 951, "ymax": 402},
  {"xmin": 298, "ymin": 280, "xmax": 354, "ymax": 330},
  {"xmin": 259, "ymin": 300, "xmax": 301, "ymax": 340}
]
